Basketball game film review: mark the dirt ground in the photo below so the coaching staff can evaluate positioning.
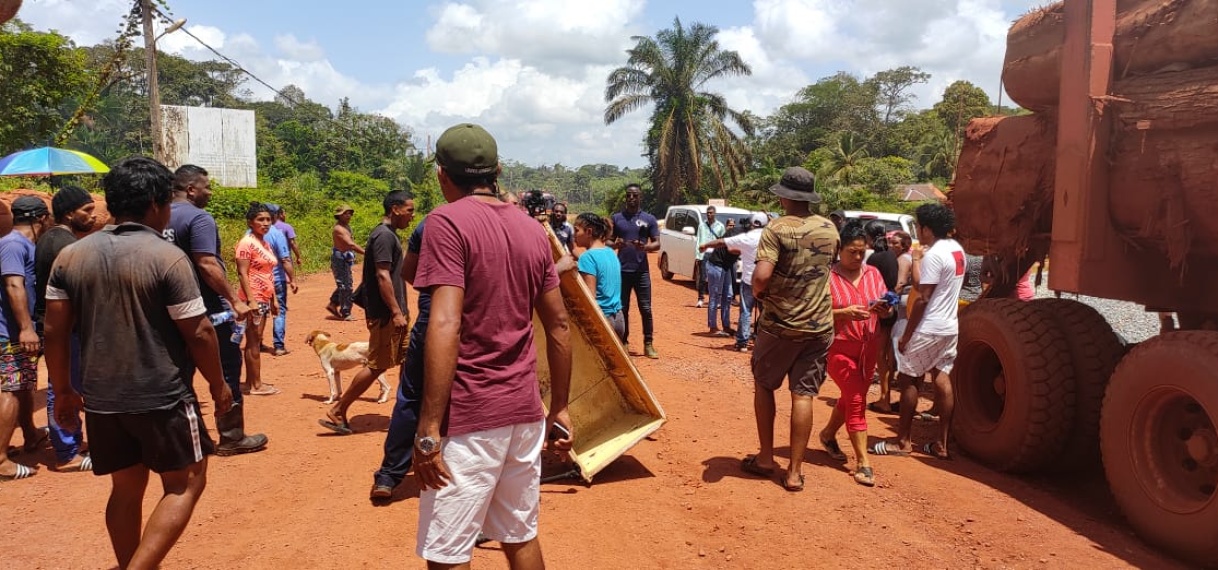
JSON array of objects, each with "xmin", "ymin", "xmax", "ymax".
[{"xmin": 1, "ymin": 256, "xmax": 1187, "ymax": 569}]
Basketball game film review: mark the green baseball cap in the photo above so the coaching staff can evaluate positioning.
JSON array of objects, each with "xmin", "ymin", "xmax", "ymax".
[{"xmin": 436, "ymin": 123, "xmax": 499, "ymax": 176}]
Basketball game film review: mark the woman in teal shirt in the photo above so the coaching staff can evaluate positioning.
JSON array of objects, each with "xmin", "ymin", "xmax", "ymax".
[{"xmin": 573, "ymin": 213, "xmax": 624, "ymax": 342}]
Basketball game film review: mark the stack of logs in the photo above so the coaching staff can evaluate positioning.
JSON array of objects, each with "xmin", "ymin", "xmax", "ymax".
[{"xmin": 952, "ymin": 0, "xmax": 1218, "ymax": 269}]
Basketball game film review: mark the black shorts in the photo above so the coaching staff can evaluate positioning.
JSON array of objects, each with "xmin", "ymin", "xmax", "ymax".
[{"xmin": 86, "ymin": 399, "xmax": 215, "ymax": 476}]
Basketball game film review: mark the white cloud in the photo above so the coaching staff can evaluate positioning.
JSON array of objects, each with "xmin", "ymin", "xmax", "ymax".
[
  {"xmin": 425, "ymin": 0, "xmax": 644, "ymax": 76},
  {"xmin": 13, "ymin": 0, "xmax": 1044, "ymax": 167}
]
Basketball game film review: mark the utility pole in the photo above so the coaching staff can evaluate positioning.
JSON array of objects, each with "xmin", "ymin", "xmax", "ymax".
[{"xmin": 140, "ymin": 0, "xmax": 164, "ymax": 163}]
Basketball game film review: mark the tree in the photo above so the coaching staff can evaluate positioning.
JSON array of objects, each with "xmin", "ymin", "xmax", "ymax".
[
  {"xmin": 932, "ymin": 80, "xmax": 993, "ymax": 137},
  {"xmin": 752, "ymin": 72, "xmax": 879, "ymax": 169},
  {"xmin": 604, "ymin": 17, "xmax": 754, "ymax": 206},
  {"xmin": 0, "ymin": 20, "xmax": 89, "ymax": 151},
  {"xmin": 821, "ymin": 132, "xmax": 870, "ymax": 185},
  {"xmin": 868, "ymin": 66, "xmax": 931, "ymax": 126}
]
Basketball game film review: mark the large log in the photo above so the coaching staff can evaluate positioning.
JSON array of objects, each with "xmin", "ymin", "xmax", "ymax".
[
  {"xmin": 1003, "ymin": 0, "xmax": 1218, "ymax": 112},
  {"xmin": 951, "ymin": 115, "xmax": 1057, "ymax": 259}
]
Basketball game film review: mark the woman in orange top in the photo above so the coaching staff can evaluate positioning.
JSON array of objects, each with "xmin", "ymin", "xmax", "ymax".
[{"xmin": 236, "ymin": 202, "xmax": 281, "ymax": 396}]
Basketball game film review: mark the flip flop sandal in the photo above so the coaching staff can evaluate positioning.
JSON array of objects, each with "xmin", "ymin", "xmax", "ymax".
[
  {"xmin": 249, "ymin": 385, "xmax": 281, "ymax": 396},
  {"xmin": 0, "ymin": 463, "xmax": 38, "ymax": 482},
  {"xmin": 325, "ymin": 305, "xmax": 341, "ymax": 319},
  {"xmin": 867, "ymin": 401, "xmax": 899, "ymax": 414},
  {"xmin": 820, "ymin": 436, "xmax": 847, "ymax": 461},
  {"xmin": 922, "ymin": 442, "xmax": 951, "ymax": 460},
  {"xmin": 853, "ymin": 466, "xmax": 875, "ymax": 487},
  {"xmin": 740, "ymin": 454, "xmax": 775, "ymax": 478},
  {"xmin": 915, "ymin": 412, "xmax": 940, "ymax": 422},
  {"xmin": 782, "ymin": 473, "xmax": 805, "ymax": 492},
  {"xmin": 318, "ymin": 418, "xmax": 354, "ymax": 435},
  {"xmin": 869, "ymin": 441, "xmax": 910, "ymax": 456}
]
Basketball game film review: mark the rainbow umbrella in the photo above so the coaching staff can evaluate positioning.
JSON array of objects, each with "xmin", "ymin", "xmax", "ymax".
[{"xmin": 0, "ymin": 146, "xmax": 110, "ymax": 176}]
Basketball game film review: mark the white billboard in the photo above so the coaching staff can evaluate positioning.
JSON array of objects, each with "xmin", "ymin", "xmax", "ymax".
[{"xmin": 162, "ymin": 105, "xmax": 258, "ymax": 188}]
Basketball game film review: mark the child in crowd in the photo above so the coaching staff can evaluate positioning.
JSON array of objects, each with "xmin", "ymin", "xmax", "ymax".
[{"xmin": 573, "ymin": 213, "xmax": 625, "ymax": 342}]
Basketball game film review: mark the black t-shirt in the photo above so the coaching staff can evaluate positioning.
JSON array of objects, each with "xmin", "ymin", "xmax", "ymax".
[
  {"xmin": 47, "ymin": 223, "xmax": 203, "ymax": 413},
  {"xmin": 34, "ymin": 226, "xmax": 78, "ymax": 324},
  {"xmin": 866, "ymin": 249, "xmax": 899, "ymax": 291},
  {"xmin": 708, "ymin": 226, "xmax": 743, "ymax": 269},
  {"xmin": 363, "ymin": 223, "xmax": 407, "ymax": 321},
  {"xmin": 164, "ymin": 201, "xmax": 229, "ymax": 314}
]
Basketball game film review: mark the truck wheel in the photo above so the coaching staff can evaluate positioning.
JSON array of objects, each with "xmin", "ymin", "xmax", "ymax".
[
  {"xmin": 952, "ymin": 299, "xmax": 1076, "ymax": 472},
  {"xmin": 659, "ymin": 253, "xmax": 674, "ymax": 281},
  {"xmin": 1101, "ymin": 332, "xmax": 1218, "ymax": 566},
  {"xmin": 1034, "ymin": 298, "xmax": 1124, "ymax": 473}
]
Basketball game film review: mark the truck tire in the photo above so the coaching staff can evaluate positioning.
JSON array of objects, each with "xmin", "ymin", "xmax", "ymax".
[
  {"xmin": 1101, "ymin": 332, "xmax": 1218, "ymax": 566},
  {"xmin": 952, "ymin": 299, "xmax": 1076, "ymax": 472},
  {"xmin": 1033, "ymin": 298, "xmax": 1124, "ymax": 473},
  {"xmin": 659, "ymin": 253, "xmax": 674, "ymax": 281}
]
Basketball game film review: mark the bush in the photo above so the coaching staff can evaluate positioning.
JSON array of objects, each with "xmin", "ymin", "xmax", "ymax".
[{"xmin": 325, "ymin": 170, "xmax": 389, "ymax": 203}]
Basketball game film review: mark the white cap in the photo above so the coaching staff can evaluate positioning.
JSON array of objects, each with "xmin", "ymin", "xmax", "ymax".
[{"xmin": 751, "ymin": 213, "xmax": 769, "ymax": 227}]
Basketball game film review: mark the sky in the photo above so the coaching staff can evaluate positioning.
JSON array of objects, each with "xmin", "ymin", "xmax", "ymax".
[{"xmin": 19, "ymin": 0, "xmax": 1042, "ymax": 168}]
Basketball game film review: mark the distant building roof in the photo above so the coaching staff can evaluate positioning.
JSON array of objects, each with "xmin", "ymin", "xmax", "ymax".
[{"xmin": 896, "ymin": 183, "xmax": 947, "ymax": 202}]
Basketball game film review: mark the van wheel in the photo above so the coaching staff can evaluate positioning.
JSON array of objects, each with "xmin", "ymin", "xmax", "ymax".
[{"xmin": 659, "ymin": 253, "xmax": 674, "ymax": 280}]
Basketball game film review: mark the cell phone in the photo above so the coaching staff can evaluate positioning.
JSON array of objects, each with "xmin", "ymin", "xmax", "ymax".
[{"xmin": 547, "ymin": 422, "xmax": 571, "ymax": 442}]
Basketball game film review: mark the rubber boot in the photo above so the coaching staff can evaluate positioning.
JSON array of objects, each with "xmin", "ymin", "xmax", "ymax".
[{"xmin": 214, "ymin": 404, "xmax": 268, "ymax": 456}]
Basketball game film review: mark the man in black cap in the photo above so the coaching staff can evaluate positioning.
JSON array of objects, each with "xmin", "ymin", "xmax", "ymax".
[
  {"xmin": 0, "ymin": 195, "xmax": 52, "ymax": 481},
  {"xmin": 34, "ymin": 186, "xmax": 97, "ymax": 472},
  {"xmin": 741, "ymin": 166, "xmax": 839, "ymax": 492}
]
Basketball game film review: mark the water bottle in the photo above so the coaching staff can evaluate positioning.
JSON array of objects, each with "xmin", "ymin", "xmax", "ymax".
[
  {"xmin": 208, "ymin": 311, "xmax": 235, "ymax": 326},
  {"xmin": 230, "ymin": 321, "xmax": 246, "ymax": 345}
]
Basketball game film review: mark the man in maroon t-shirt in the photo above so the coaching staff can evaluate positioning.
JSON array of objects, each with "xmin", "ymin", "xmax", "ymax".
[{"xmin": 412, "ymin": 123, "xmax": 573, "ymax": 568}]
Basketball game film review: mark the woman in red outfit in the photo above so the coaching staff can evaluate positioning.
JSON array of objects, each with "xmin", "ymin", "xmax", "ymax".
[{"xmin": 819, "ymin": 221, "xmax": 892, "ymax": 486}]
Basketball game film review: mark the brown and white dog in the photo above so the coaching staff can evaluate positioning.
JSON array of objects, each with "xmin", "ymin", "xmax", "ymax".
[{"xmin": 305, "ymin": 330, "xmax": 392, "ymax": 405}]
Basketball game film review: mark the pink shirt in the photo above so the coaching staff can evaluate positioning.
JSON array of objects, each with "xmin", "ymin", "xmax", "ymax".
[
  {"xmin": 829, "ymin": 264, "xmax": 888, "ymax": 344},
  {"xmin": 1015, "ymin": 270, "xmax": 1035, "ymax": 301},
  {"xmin": 235, "ymin": 234, "xmax": 277, "ymax": 305},
  {"xmin": 414, "ymin": 198, "xmax": 560, "ymax": 437}
]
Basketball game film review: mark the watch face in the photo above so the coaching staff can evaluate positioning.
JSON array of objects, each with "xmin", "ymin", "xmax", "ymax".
[{"xmin": 417, "ymin": 437, "xmax": 438, "ymax": 454}]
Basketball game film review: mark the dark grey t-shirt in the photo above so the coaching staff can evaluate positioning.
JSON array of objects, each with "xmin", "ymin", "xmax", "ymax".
[
  {"xmin": 47, "ymin": 223, "xmax": 205, "ymax": 413},
  {"xmin": 363, "ymin": 223, "xmax": 406, "ymax": 321},
  {"xmin": 34, "ymin": 226, "xmax": 77, "ymax": 324}
]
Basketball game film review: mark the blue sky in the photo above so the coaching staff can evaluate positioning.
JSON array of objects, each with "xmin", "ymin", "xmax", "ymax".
[{"xmin": 21, "ymin": 0, "xmax": 1041, "ymax": 168}]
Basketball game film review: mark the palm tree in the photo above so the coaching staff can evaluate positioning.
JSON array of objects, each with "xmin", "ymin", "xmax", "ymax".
[
  {"xmin": 604, "ymin": 17, "xmax": 754, "ymax": 206},
  {"xmin": 822, "ymin": 131, "xmax": 869, "ymax": 185}
]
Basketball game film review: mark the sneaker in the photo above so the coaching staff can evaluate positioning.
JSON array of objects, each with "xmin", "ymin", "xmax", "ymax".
[
  {"xmin": 696, "ymin": 300, "xmax": 705, "ymax": 308},
  {"xmin": 737, "ymin": 345, "xmax": 750, "ymax": 353},
  {"xmin": 370, "ymin": 484, "xmax": 393, "ymax": 500},
  {"xmin": 644, "ymin": 343, "xmax": 659, "ymax": 359},
  {"xmin": 273, "ymin": 347, "xmax": 290, "ymax": 357}
]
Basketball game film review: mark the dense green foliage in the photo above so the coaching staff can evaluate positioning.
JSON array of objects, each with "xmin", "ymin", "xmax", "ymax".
[{"xmin": 1, "ymin": 14, "xmax": 1029, "ymax": 271}]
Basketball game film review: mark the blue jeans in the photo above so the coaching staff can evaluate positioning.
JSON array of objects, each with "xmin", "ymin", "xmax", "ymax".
[
  {"xmin": 620, "ymin": 271, "xmax": 654, "ymax": 344},
  {"xmin": 737, "ymin": 284, "xmax": 755, "ymax": 348},
  {"xmin": 705, "ymin": 263, "xmax": 732, "ymax": 330},
  {"xmin": 329, "ymin": 249, "xmax": 355, "ymax": 318},
  {"xmin": 373, "ymin": 322, "xmax": 427, "ymax": 489},
  {"xmin": 47, "ymin": 334, "xmax": 83, "ymax": 463},
  {"xmin": 272, "ymin": 279, "xmax": 288, "ymax": 350}
]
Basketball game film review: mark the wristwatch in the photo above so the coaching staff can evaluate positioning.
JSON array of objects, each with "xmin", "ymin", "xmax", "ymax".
[{"xmin": 415, "ymin": 435, "xmax": 440, "ymax": 456}]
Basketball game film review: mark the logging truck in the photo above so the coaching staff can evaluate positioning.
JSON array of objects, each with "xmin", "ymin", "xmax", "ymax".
[{"xmin": 950, "ymin": 0, "xmax": 1218, "ymax": 564}]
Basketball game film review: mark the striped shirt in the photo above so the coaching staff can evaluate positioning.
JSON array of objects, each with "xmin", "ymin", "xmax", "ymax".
[{"xmin": 829, "ymin": 264, "xmax": 888, "ymax": 344}]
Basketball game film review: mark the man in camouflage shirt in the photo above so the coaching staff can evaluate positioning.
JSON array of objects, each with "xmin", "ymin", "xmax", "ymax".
[{"xmin": 741, "ymin": 167, "xmax": 839, "ymax": 492}]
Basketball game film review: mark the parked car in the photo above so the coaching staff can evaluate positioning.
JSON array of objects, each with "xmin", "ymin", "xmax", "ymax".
[
  {"xmin": 841, "ymin": 210, "xmax": 918, "ymax": 237},
  {"xmin": 658, "ymin": 204, "xmax": 754, "ymax": 283}
]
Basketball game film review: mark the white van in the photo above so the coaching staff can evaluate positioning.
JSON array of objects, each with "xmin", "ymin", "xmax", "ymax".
[{"xmin": 658, "ymin": 204, "xmax": 754, "ymax": 282}]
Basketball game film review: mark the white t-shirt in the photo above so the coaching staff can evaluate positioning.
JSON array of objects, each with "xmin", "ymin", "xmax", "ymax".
[
  {"xmin": 916, "ymin": 238, "xmax": 966, "ymax": 336},
  {"xmin": 724, "ymin": 228, "xmax": 763, "ymax": 285}
]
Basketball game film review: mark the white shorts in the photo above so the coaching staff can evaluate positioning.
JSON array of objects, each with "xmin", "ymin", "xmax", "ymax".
[
  {"xmin": 417, "ymin": 420, "xmax": 545, "ymax": 564},
  {"xmin": 896, "ymin": 331, "xmax": 957, "ymax": 377}
]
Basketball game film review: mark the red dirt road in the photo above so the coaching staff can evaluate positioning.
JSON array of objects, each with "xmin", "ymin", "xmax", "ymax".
[{"xmin": 2, "ymin": 256, "xmax": 1185, "ymax": 569}]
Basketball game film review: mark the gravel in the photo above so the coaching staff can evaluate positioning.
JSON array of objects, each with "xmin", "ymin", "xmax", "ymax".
[{"xmin": 1034, "ymin": 282, "xmax": 1162, "ymax": 344}]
